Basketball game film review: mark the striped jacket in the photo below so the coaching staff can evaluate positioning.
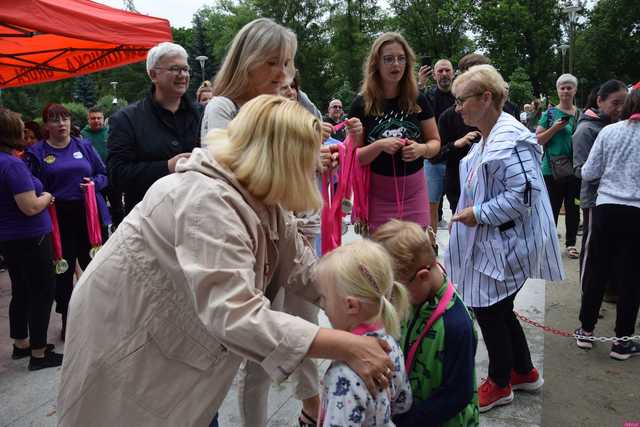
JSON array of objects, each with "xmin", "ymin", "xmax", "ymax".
[{"xmin": 445, "ymin": 113, "xmax": 564, "ymax": 308}]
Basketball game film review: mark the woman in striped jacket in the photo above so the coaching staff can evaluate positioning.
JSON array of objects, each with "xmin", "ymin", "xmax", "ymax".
[{"xmin": 445, "ymin": 65, "xmax": 564, "ymax": 413}]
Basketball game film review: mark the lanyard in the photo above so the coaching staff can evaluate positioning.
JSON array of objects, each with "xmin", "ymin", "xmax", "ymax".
[
  {"xmin": 391, "ymin": 139, "xmax": 408, "ymax": 219},
  {"xmin": 404, "ymin": 275, "xmax": 454, "ymax": 374}
]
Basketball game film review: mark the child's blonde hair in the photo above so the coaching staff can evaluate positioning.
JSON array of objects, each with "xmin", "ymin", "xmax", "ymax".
[
  {"xmin": 371, "ymin": 220, "xmax": 436, "ymax": 283},
  {"xmin": 317, "ymin": 239, "xmax": 409, "ymax": 340}
]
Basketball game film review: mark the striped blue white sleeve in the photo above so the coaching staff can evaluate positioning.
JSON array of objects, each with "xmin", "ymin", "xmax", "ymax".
[{"xmin": 475, "ymin": 146, "xmax": 542, "ymax": 226}]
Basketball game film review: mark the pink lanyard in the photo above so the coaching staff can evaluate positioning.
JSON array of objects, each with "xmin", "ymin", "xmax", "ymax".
[
  {"xmin": 404, "ymin": 279, "xmax": 454, "ymax": 374},
  {"xmin": 83, "ymin": 180, "xmax": 103, "ymax": 258},
  {"xmin": 351, "ymin": 322, "xmax": 383, "ymax": 336},
  {"xmin": 391, "ymin": 139, "xmax": 408, "ymax": 219}
]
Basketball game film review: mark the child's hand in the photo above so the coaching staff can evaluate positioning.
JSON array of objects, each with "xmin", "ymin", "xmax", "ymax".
[{"xmin": 345, "ymin": 335, "xmax": 394, "ymax": 394}]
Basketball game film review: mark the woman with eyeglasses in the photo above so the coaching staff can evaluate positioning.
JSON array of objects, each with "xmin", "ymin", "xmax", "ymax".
[
  {"xmin": 26, "ymin": 103, "xmax": 111, "ymax": 340},
  {"xmin": 349, "ymin": 32, "xmax": 441, "ymax": 233},
  {"xmin": 446, "ymin": 65, "xmax": 563, "ymax": 413}
]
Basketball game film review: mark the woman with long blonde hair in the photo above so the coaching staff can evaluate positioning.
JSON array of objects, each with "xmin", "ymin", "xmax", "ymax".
[
  {"xmin": 57, "ymin": 96, "xmax": 394, "ymax": 427},
  {"xmin": 350, "ymin": 32, "xmax": 441, "ymax": 233}
]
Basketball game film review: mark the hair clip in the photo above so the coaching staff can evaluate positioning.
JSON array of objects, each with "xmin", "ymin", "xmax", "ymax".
[{"xmin": 359, "ymin": 264, "xmax": 381, "ymax": 294}]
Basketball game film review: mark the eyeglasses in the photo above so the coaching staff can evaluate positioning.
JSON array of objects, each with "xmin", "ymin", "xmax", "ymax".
[
  {"xmin": 454, "ymin": 93, "xmax": 484, "ymax": 107},
  {"xmin": 382, "ymin": 55, "xmax": 406, "ymax": 66},
  {"xmin": 155, "ymin": 65, "xmax": 191, "ymax": 75},
  {"xmin": 330, "ymin": 105, "xmax": 343, "ymax": 110}
]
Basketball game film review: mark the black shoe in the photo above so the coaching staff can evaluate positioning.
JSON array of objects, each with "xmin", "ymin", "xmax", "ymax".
[
  {"xmin": 12, "ymin": 343, "xmax": 55, "ymax": 360},
  {"xmin": 610, "ymin": 340, "xmax": 640, "ymax": 361},
  {"xmin": 28, "ymin": 350, "xmax": 63, "ymax": 371}
]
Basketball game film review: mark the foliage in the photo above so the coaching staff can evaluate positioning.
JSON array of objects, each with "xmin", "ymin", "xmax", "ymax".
[
  {"xmin": 473, "ymin": 0, "xmax": 562, "ymax": 98},
  {"xmin": 61, "ymin": 102, "xmax": 88, "ymax": 128},
  {"xmin": 1, "ymin": 0, "xmax": 634, "ymax": 119},
  {"xmin": 573, "ymin": 0, "xmax": 640, "ymax": 92},
  {"xmin": 508, "ymin": 67, "xmax": 534, "ymax": 108},
  {"xmin": 95, "ymin": 95, "xmax": 129, "ymax": 118},
  {"xmin": 390, "ymin": 0, "xmax": 476, "ymax": 63},
  {"xmin": 326, "ymin": 0, "xmax": 387, "ymax": 107},
  {"xmin": 72, "ymin": 75, "xmax": 98, "ymax": 107}
]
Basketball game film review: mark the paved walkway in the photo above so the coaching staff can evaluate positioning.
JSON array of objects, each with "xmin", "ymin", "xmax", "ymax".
[{"xmin": 0, "ymin": 209, "xmax": 545, "ymax": 426}]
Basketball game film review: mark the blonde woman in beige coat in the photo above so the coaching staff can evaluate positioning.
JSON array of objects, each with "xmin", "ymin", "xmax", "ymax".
[{"xmin": 57, "ymin": 95, "xmax": 394, "ymax": 427}]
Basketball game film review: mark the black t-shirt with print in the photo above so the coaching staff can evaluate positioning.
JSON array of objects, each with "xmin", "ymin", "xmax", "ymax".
[{"xmin": 349, "ymin": 93, "xmax": 434, "ymax": 177}]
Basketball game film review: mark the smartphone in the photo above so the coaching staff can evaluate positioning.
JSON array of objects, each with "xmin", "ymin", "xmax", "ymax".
[
  {"xmin": 558, "ymin": 116, "xmax": 570, "ymax": 123},
  {"xmin": 421, "ymin": 55, "xmax": 432, "ymax": 68}
]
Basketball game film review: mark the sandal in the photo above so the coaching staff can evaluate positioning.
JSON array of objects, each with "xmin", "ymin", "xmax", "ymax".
[
  {"xmin": 566, "ymin": 246, "xmax": 580, "ymax": 259},
  {"xmin": 299, "ymin": 409, "xmax": 318, "ymax": 427}
]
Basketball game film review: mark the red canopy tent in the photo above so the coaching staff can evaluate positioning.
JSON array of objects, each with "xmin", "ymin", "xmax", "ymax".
[{"xmin": 0, "ymin": 0, "xmax": 172, "ymax": 89}]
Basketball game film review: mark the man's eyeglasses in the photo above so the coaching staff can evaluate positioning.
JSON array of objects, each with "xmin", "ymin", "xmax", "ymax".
[
  {"xmin": 454, "ymin": 93, "xmax": 483, "ymax": 107},
  {"xmin": 330, "ymin": 105, "xmax": 343, "ymax": 110},
  {"xmin": 382, "ymin": 55, "xmax": 406, "ymax": 66},
  {"xmin": 155, "ymin": 65, "xmax": 191, "ymax": 75}
]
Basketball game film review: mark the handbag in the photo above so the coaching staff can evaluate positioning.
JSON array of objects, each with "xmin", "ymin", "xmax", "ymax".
[{"xmin": 548, "ymin": 154, "xmax": 574, "ymax": 181}]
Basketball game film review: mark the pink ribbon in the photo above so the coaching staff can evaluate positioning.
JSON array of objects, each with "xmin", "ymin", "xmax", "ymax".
[
  {"xmin": 320, "ymin": 133, "xmax": 373, "ymax": 252},
  {"xmin": 321, "ymin": 142, "xmax": 346, "ymax": 254},
  {"xmin": 404, "ymin": 281, "xmax": 454, "ymax": 374},
  {"xmin": 83, "ymin": 181, "xmax": 102, "ymax": 258},
  {"xmin": 47, "ymin": 204, "xmax": 68, "ymax": 274}
]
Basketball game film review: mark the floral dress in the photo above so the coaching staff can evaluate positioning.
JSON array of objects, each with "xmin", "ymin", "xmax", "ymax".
[{"xmin": 319, "ymin": 325, "xmax": 412, "ymax": 426}]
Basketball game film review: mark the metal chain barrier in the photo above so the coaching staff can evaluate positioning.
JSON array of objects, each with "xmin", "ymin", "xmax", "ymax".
[{"xmin": 514, "ymin": 311, "xmax": 640, "ymax": 343}]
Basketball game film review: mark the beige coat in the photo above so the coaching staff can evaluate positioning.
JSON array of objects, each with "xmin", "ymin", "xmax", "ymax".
[{"xmin": 57, "ymin": 147, "xmax": 322, "ymax": 427}]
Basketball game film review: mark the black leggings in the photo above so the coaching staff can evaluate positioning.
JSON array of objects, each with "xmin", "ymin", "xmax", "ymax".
[
  {"xmin": 544, "ymin": 175, "xmax": 580, "ymax": 247},
  {"xmin": 55, "ymin": 201, "xmax": 93, "ymax": 326},
  {"xmin": 0, "ymin": 234, "xmax": 55, "ymax": 349},
  {"xmin": 579, "ymin": 204, "xmax": 640, "ymax": 337},
  {"xmin": 473, "ymin": 291, "xmax": 534, "ymax": 388}
]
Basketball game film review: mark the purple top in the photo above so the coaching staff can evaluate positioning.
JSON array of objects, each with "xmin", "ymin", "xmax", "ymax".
[
  {"xmin": 27, "ymin": 137, "xmax": 111, "ymax": 225},
  {"xmin": 0, "ymin": 151, "xmax": 52, "ymax": 241}
]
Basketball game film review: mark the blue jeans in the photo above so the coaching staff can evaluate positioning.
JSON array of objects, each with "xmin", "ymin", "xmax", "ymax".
[{"xmin": 424, "ymin": 161, "xmax": 446, "ymax": 203}]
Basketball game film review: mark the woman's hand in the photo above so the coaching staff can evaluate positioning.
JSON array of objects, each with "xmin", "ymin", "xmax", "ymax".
[
  {"xmin": 454, "ymin": 131, "xmax": 481, "ymax": 148},
  {"xmin": 345, "ymin": 118, "xmax": 363, "ymax": 137},
  {"xmin": 321, "ymin": 122, "xmax": 333, "ymax": 141},
  {"xmin": 319, "ymin": 146, "xmax": 340, "ymax": 173},
  {"xmin": 79, "ymin": 177, "xmax": 92, "ymax": 191},
  {"xmin": 376, "ymin": 137, "xmax": 404, "ymax": 155},
  {"xmin": 344, "ymin": 335, "xmax": 395, "ymax": 394},
  {"xmin": 43, "ymin": 192, "xmax": 55, "ymax": 205},
  {"xmin": 401, "ymin": 139, "xmax": 424, "ymax": 162},
  {"xmin": 452, "ymin": 206, "xmax": 478, "ymax": 227}
]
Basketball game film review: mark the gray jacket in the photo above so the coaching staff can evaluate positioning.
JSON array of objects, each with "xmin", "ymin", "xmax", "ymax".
[{"xmin": 572, "ymin": 108, "xmax": 610, "ymax": 208}]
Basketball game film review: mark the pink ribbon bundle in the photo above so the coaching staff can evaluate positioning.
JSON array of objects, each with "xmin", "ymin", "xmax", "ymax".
[
  {"xmin": 320, "ymin": 130, "xmax": 371, "ymax": 253},
  {"xmin": 321, "ymin": 142, "xmax": 347, "ymax": 254},
  {"xmin": 83, "ymin": 181, "xmax": 102, "ymax": 258},
  {"xmin": 47, "ymin": 204, "xmax": 68, "ymax": 274}
]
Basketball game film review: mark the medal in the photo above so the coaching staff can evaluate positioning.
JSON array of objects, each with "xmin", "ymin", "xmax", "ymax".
[
  {"xmin": 341, "ymin": 198, "xmax": 353, "ymax": 214},
  {"xmin": 54, "ymin": 259, "xmax": 69, "ymax": 275},
  {"xmin": 89, "ymin": 246, "xmax": 101, "ymax": 259}
]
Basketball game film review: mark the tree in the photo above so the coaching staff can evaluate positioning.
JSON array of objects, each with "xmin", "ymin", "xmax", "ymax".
[
  {"xmin": 573, "ymin": 0, "xmax": 640, "ymax": 92},
  {"xmin": 508, "ymin": 67, "xmax": 534, "ymax": 108},
  {"xmin": 473, "ymin": 0, "xmax": 563, "ymax": 97},
  {"xmin": 326, "ymin": 0, "xmax": 386, "ymax": 107},
  {"xmin": 72, "ymin": 75, "xmax": 98, "ymax": 107},
  {"xmin": 390, "ymin": 0, "xmax": 476, "ymax": 63}
]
